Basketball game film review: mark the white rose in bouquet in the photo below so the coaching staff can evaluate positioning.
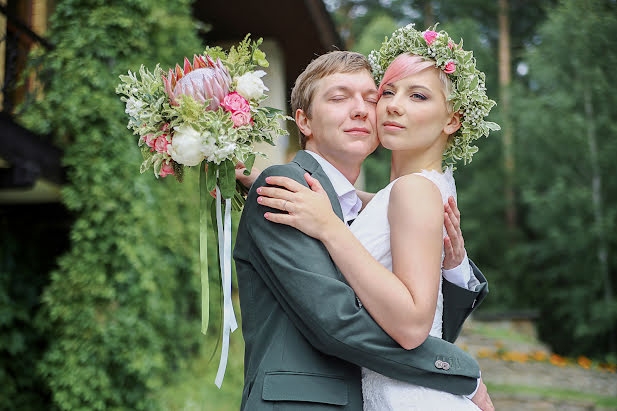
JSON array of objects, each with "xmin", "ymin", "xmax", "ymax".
[
  {"xmin": 235, "ymin": 71, "xmax": 269, "ymax": 101},
  {"xmin": 168, "ymin": 125, "xmax": 204, "ymax": 166}
]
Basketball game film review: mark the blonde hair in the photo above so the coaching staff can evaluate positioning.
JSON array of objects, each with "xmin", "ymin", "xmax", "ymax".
[{"xmin": 291, "ymin": 51, "xmax": 372, "ymax": 149}]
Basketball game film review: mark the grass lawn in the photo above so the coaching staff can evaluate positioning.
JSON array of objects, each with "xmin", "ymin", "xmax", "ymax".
[{"xmin": 156, "ymin": 327, "xmax": 245, "ymax": 411}]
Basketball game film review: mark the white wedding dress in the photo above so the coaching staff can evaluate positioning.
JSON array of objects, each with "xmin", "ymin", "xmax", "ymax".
[{"xmin": 349, "ymin": 167, "xmax": 479, "ymax": 411}]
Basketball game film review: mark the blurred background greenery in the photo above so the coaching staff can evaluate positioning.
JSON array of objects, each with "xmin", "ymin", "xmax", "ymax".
[{"xmin": 1, "ymin": 0, "xmax": 616, "ymax": 409}]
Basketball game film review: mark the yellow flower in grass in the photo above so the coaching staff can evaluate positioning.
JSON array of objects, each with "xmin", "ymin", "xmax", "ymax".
[
  {"xmin": 530, "ymin": 350, "xmax": 548, "ymax": 362},
  {"xmin": 477, "ymin": 348, "xmax": 494, "ymax": 359},
  {"xmin": 599, "ymin": 363, "xmax": 617, "ymax": 373},
  {"xmin": 549, "ymin": 354, "xmax": 567, "ymax": 367},
  {"xmin": 577, "ymin": 356, "xmax": 592, "ymax": 369}
]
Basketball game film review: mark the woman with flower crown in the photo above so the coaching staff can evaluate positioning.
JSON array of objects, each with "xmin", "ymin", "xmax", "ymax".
[{"xmin": 252, "ymin": 24, "xmax": 499, "ymax": 410}]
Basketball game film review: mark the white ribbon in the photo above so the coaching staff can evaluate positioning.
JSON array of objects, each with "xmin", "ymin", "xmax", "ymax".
[{"xmin": 214, "ymin": 185, "xmax": 238, "ymax": 388}]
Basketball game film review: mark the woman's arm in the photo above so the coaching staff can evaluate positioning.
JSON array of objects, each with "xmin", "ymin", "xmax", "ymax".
[{"xmin": 258, "ymin": 173, "xmax": 444, "ymax": 349}]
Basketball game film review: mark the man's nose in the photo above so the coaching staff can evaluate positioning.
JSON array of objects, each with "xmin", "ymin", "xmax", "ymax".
[{"xmin": 351, "ymin": 96, "xmax": 369, "ymax": 119}]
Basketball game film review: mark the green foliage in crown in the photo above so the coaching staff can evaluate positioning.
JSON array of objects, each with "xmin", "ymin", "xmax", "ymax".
[{"xmin": 368, "ymin": 24, "xmax": 500, "ymax": 167}]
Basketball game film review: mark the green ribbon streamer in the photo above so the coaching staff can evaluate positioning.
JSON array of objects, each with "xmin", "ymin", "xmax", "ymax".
[{"xmin": 200, "ymin": 161, "xmax": 209, "ymax": 334}]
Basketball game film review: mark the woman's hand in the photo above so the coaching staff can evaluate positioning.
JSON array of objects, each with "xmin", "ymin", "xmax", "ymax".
[
  {"xmin": 443, "ymin": 196, "xmax": 466, "ymax": 270},
  {"xmin": 257, "ymin": 173, "xmax": 341, "ymax": 240}
]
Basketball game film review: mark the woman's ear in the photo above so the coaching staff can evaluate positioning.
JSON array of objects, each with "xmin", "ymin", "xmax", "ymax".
[
  {"xmin": 295, "ymin": 108, "xmax": 312, "ymax": 138},
  {"xmin": 444, "ymin": 111, "xmax": 462, "ymax": 135}
]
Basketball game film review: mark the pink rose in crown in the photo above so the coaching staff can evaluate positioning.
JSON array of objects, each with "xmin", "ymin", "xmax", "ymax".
[
  {"xmin": 448, "ymin": 41, "xmax": 454, "ymax": 50},
  {"xmin": 231, "ymin": 110, "xmax": 253, "ymax": 127},
  {"xmin": 154, "ymin": 134, "xmax": 170, "ymax": 154},
  {"xmin": 444, "ymin": 61, "xmax": 456, "ymax": 74},
  {"xmin": 160, "ymin": 161, "xmax": 174, "ymax": 177},
  {"xmin": 222, "ymin": 92, "xmax": 250, "ymax": 113},
  {"xmin": 423, "ymin": 30, "xmax": 438, "ymax": 45}
]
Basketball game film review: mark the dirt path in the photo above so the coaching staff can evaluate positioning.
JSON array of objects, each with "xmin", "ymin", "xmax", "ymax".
[{"xmin": 457, "ymin": 319, "xmax": 617, "ymax": 410}]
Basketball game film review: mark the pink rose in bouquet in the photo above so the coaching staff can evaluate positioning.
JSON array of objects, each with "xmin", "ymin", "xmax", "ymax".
[
  {"xmin": 160, "ymin": 161, "xmax": 174, "ymax": 177},
  {"xmin": 222, "ymin": 92, "xmax": 250, "ymax": 113},
  {"xmin": 231, "ymin": 110, "xmax": 253, "ymax": 127}
]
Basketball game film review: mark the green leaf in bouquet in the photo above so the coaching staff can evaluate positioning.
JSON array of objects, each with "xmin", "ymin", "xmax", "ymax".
[
  {"xmin": 218, "ymin": 159, "xmax": 236, "ymax": 199},
  {"xmin": 243, "ymin": 153, "xmax": 256, "ymax": 176},
  {"xmin": 253, "ymin": 48, "xmax": 268, "ymax": 68},
  {"xmin": 263, "ymin": 106, "xmax": 283, "ymax": 117},
  {"xmin": 206, "ymin": 162, "xmax": 218, "ymax": 193}
]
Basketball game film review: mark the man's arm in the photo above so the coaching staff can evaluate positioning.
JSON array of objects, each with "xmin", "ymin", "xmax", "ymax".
[{"xmin": 237, "ymin": 164, "xmax": 480, "ymax": 396}]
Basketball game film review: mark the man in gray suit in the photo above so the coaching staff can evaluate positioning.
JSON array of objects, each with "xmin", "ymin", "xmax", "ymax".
[{"xmin": 233, "ymin": 51, "xmax": 492, "ymax": 410}]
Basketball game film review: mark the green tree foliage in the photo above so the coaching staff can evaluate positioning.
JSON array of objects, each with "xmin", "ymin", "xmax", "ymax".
[
  {"xmin": 16, "ymin": 0, "xmax": 210, "ymax": 409},
  {"xmin": 510, "ymin": 0, "xmax": 617, "ymax": 358}
]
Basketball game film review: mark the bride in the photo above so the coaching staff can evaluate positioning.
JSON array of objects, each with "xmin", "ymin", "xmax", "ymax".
[{"xmin": 254, "ymin": 24, "xmax": 498, "ymax": 410}]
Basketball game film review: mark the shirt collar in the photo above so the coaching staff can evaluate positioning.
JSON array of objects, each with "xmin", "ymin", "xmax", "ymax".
[{"xmin": 305, "ymin": 151, "xmax": 362, "ymax": 222}]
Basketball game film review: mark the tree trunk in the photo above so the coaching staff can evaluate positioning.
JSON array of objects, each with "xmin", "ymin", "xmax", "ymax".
[
  {"xmin": 499, "ymin": 0, "xmax": 516, "ymax": 232},
  {"xmin": 584, "ymin": 87, "xmax": 616, "ymax": 354},
  {"xmin": 423, "ymin": 1, "xmax": 434, "ymax": 28}
]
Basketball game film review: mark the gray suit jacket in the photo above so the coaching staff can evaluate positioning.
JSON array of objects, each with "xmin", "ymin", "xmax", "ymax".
[{"xmin": 233, "ymin": 151, "xmax": 488, "ymax": 410}]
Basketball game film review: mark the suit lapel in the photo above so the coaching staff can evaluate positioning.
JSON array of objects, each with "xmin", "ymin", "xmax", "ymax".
[{"xmin": 291, "ymin": 151, "xmax": 344, "ymax": 222}]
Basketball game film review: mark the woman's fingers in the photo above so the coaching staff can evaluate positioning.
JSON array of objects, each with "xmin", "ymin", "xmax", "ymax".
[
  {"xmin": 265, "ymin": 176, "xmax": 307, "ymax": 193},
  {"xmin": 304, "ymin": 173, "xmax": 325, "ymax": 193},
  {"xmin": 256, "ymin": 185, "xmax": 295, "ymax": 202},
  {"xmin": 257, "ymin": 196, "xmax": 292, "ymax": 212},
  {"xmin": 264, "ymin": 211, "xmax": 296, "ymax": 227}
]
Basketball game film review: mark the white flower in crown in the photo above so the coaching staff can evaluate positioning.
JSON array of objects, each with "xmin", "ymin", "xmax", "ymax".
[
  {"xmin": 168, "ymin": 125, "xmax": 204, "ymax": 166},
  {"xmin": 235, "ymin": 70, "xmax": 269, "ymax": 101}
]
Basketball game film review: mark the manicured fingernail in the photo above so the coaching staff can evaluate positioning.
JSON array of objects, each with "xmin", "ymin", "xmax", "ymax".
[
  {"xmin": 257, "ymin": 196, "xmax": 263, "ymax": 203},
  {"xmin": 264, "ymin": 212, "xmax": 269, "ymax": 218},
  {"xmin": 265, "ymin": 177, "xmax": 271, "ymax": 183},
  {"xmin": 257, "ymin": 187, "xmax": 262, "ymax": 194}
]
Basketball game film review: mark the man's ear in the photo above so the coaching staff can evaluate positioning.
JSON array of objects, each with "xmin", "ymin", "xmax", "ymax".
[
  {"xmin": 444, "ymin": 111, "xmax": 462, "ymax": 136},
  {"xmin": 295, "ymin": 108, "xmax": 312, "ymax": 138}
]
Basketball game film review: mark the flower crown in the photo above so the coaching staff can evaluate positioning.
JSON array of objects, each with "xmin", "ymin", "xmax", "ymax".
[{"xmin": 368, "ymin": 24, "xmax": 500, "ymax": 166}]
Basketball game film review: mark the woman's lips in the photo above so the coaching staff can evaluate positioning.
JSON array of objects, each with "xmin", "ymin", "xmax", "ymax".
[{"xmin": 382, "ymin": 121, "xmax": 405, "ymax": 131}]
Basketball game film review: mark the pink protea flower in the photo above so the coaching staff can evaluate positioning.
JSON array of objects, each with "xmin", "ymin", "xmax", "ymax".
[
  {"xmin": 162, "ymin": 55, "xmax": 232, "ymax": 110},
  {"xmin": 423, "ymin": 30, "xmax": 439, "ymax": 45},
  {"xmin": 444, "ymin": 61, "xmax": 456, "ymax": 74}
]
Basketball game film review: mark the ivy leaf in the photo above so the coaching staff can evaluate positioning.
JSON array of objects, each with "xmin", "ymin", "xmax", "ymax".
[{"xmin": 486, "ymin": 121, "xmax": 501, "ymax": 131}]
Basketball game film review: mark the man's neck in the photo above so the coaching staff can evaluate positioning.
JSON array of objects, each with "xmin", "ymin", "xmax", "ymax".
[{"xmin": 304, "ymin": 146, "xmax": 362, "ymax": 184}]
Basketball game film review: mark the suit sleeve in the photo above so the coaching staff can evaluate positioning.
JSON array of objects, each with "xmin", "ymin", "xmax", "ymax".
[
  {"xmin": 442, "ymin": 259, "xmax": 489, "ymax": 343},
  {"xmin": 237, "ymin": 165, "xmax": 480, "ymax": 395}
]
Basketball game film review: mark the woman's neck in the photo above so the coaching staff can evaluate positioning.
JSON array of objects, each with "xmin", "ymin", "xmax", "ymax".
[{"xmin": 389, "ymin": 149, "xmax": 443, "ymax": 181}]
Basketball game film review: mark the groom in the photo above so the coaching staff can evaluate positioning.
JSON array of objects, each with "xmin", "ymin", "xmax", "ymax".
[{"xmin": 233, "ymin": 51, "xmax": 492, "ymax": 410}]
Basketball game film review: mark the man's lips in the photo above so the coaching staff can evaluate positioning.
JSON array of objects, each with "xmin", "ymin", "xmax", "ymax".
[{"xmin": 344, "ymin": 127, "xmax": 371, "ymax": 135}]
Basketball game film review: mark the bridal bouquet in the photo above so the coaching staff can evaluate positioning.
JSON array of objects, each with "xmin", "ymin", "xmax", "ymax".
[
  {"xmin": 116, "ymin": 35, "xmax": 289, "ymax": 387},
  {"xmin": 116, "ymin": 35, "xmax": 288, "ymax": 205}
]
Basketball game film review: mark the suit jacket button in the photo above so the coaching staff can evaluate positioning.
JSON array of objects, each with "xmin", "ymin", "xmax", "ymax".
[
  {"xmin": 442, "ymin": 362, "xmax": 451, "ymax": 370},
  {"xmin": 434, "ymin": 360, "xmax": 443, "ymax": 369}
]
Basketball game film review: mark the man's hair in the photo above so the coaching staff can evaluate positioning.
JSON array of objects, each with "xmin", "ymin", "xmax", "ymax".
[{"xmin": 291, "ymin": 51, "xmax": 372, "ymax": 149}]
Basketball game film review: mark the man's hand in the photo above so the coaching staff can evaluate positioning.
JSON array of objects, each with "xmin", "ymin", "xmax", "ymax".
[
  {"xmin": 443, "ymin": 196, "xmax": 466, "ymax": 270},
  {"xmin": 471, "ymin": 378, "xmax": 494, "ymax": 411}
]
